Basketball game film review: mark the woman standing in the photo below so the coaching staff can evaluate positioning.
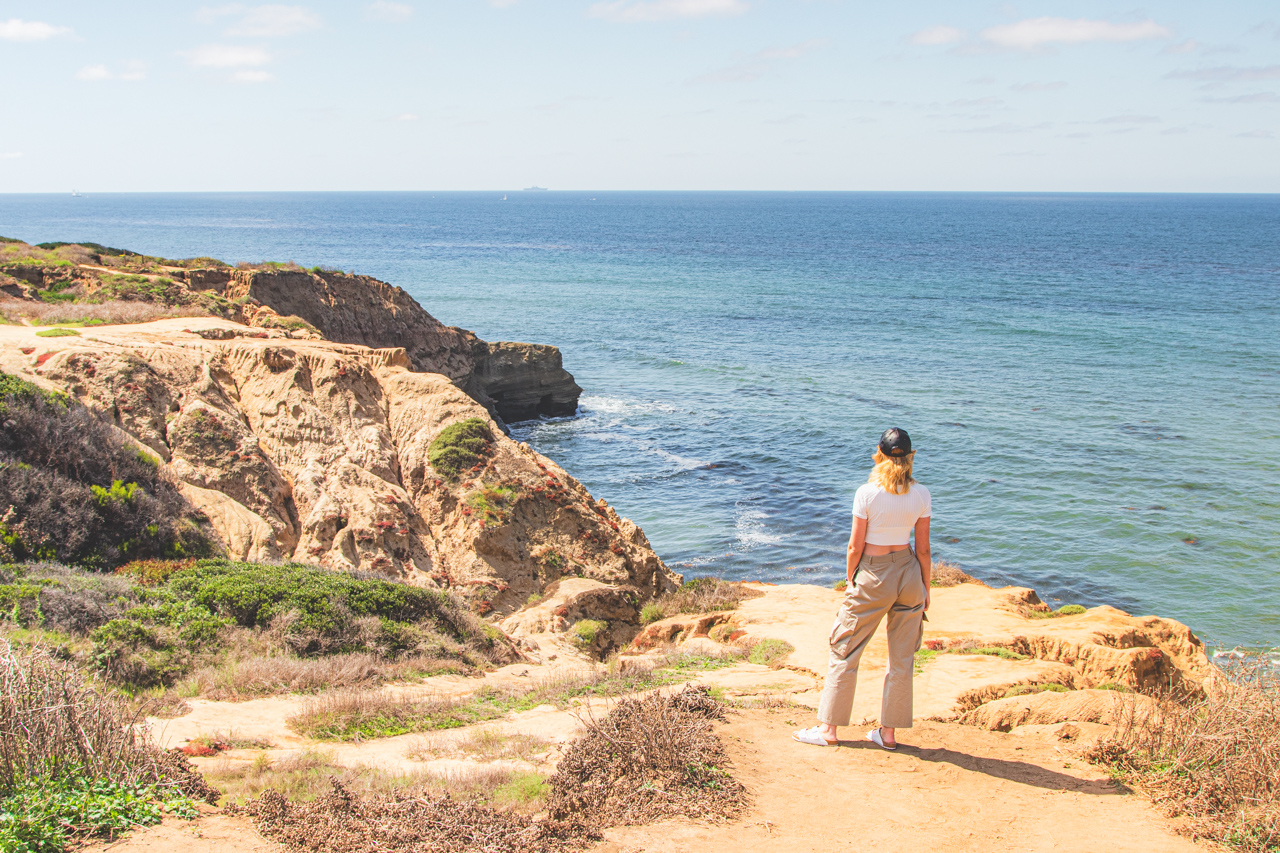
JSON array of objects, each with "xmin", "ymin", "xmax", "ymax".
[{"xmin": 794, "ymin": 427, "xmax": 931, "ymax": 749}]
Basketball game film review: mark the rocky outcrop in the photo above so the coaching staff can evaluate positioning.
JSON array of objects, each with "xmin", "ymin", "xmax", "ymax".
[
  {"xmin": 3, "ymin": 319, "xmax": 677, "ymax": 617},
  {"xmin": 210, "ymin": 269, "xmax": 580, "ymax": 424},
  {"xmin": 1, "ymin": 253, "xmax": 583, "ymax": 426},
  {"xmin": 468, "ymin": 341, "xmax": 582, "ymax": 421}
]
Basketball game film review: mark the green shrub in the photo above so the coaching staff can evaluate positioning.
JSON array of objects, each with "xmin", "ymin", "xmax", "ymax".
[
  {"xmin": 427, "ymin": 418, "xmax": 493, "ymax": 480},
  {"xmin": 833, "ymin": 579, "xmax": 847, "ymax": 591},
  {"xmin": 1057, "ymin": 604, "xmax": 1087, "ymax": 615},
  {"xmin": 639, "ymin": 603, "xmax": 664, "ymax": 625},
  {"xmin": 747, "ymin": 638, "xmax": 794, "ymax": 667},
  {"xmin": 466, "ymin": 484, "xmax": 517, "ymax": 524},
  {"xmin": 1096, "ymin": 682, "xmax": 1133, "ymax": 692},
  {"xmin": 34, "ymin": 328, "xmax": 79, "ymax": 338},
  {"xmin": 0, "ymin": 372, "xmax": 211, "ymax": 570},
  {"xmin": 571, "ymin": 619, "xmax": 607, "ymax": 649}
]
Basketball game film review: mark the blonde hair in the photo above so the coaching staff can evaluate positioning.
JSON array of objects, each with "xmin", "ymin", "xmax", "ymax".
[{"xmin": 869, "ymin": 448, "xmax": 916, "ymax": 495}]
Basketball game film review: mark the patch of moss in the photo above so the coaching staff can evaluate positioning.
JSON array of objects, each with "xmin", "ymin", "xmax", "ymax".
[
  {"xmin": 427, "ymin": 418, "xmax": 493, "ymax": 480},
  {"xmin": 34, "ymin": 327, "xmax": 79, "ymax": 337}
]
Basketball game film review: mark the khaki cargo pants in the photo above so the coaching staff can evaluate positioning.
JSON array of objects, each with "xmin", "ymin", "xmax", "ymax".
[{"xmin": 817, "ymin": 548, "xmax": 926, "ymax": 729}]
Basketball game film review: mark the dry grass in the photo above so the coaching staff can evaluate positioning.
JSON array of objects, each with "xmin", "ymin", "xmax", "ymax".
[
  {"xmin": 174, "ymin": 650, "xmax": 466, "ymax": 701},
  {"xmin": 288, "ymin": 650, "xmax": 740, "ymax": 742},
  {"xmin": 546, "ymin": 684, "xmax": 747, "ymax": 825},
  {"xmin": 930, "ymin": 559, "xmax": 983, "ymax": 588},
  {"xmin": 227, "ymin": 776, "xmax": 597, "ymax": 853},
  {"xmin": 0, "ymin": 296, "xmax": 209, "ymax": 327},
  {"xmin": 407, "ymin": 728, "xmax": 552, "ymax": 763},
  {"xmin": 1090, "ymin": 658, "xmax": 1279, "ymax": 852},
  {"xmin": 649, "ymin": 576, "xmax": 765, "ymax": 620}
]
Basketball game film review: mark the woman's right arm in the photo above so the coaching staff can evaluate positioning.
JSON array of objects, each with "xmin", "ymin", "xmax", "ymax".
[{"xmin": 847, "ymin": 515, "xmax": 867, "ymax": 584}]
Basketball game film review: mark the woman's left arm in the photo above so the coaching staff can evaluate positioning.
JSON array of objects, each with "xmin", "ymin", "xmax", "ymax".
[
  {"xmin": 847, "ymin": 516, "xmax": 867, "ymax": 584},
  {"xmin": 915, "ymin": 516, "xmax": 931, "ymax": 610}
]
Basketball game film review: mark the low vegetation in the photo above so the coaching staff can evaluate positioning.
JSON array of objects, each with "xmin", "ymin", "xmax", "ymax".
[
  {"xmin": 289, "ymin": 650, "xmax": 743, "ymax": 742},
  {"xmin": 428, "ymin": 418, "xmax": 494, "ymax": 480},
  {"xmin": 0, "ymin": 642, "xmax": 215, "ymax": 852},
  {"xmin": 207, "ymin": 750, "xmax": 548, "ymax": 814},
  {"xmin": 228, "ymin": 777, "xmax": 599, "ymax": 853},
  {"xmin": 0, "ymin": 559, "xmax": 510, "ymax": 694},
  {"xmin": 746, "ymin": 638, "xmax": 795, "ymax": 667},
  {"xmin": 1088, "ymin": 658, "xmax": 1279, "ymax": 853},
  {"xmin": 642, "ymin": 576, "xmax": 764, "ymax": 623},
  {"xmin": 546, "ymin": 684, "xmax": 747, "ymax": 825},
  {"xmin": 0, "ymin": 372, "xmax": 213, "ymax": 570}
]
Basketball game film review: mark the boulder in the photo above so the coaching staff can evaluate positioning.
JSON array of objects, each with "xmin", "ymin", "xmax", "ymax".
[{"xmin": 961, "ymin": 688, "xmax": 1158, "ymax": 732}]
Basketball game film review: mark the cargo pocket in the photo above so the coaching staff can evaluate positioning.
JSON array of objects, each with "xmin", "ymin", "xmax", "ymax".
[{"xmin": 829, "ymin": 610, "xmax": 859, "ymax": 659}]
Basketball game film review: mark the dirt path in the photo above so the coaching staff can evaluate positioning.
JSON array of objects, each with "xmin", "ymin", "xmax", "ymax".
[
  {"xmin": 603, "ymin": 710, "xmax": 1211, "ymax": 853},
  {"xmin": 91, "ymin": 709, "xmax": 1212, "ymax": 853}
]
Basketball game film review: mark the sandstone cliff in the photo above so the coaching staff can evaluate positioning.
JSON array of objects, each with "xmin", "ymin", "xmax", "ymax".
[
  {"xmin": 0, "ymin": 318, "xmax": 677, "ymax": 618},
  {"xmin": 0, "ymin": 242, "xmax": 581, "ymax": 426}
]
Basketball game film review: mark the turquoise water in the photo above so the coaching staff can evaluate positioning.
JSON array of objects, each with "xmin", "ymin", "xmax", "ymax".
[{"xmin": 2, "ymin": 192, "xmax": 1277, "ymax": 647}]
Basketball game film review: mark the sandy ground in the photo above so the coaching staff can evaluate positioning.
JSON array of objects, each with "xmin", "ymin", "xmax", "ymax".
[
  {"xmin": 83, "ymin": 582, "xmax": 1217, "ymax": 852},
  {"xmin": 602, "ymin": 710, "xmax": 1209, "ymax": 853},
  {"xmin": 89, "ymin": 711, "xmax": 1211, "ymax": 853}
]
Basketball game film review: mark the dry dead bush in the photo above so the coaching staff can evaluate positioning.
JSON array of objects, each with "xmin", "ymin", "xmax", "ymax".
[
  {"xmin": 930, "ymin": 559, "xmax": 982, "ymax": 588},
  {"xmin": 653, "ymin": 576, "xmax": 764, "ymax": 617},
  {"xmin": 176, "ymin": 650, "xmax": 463, "ymax": 700},
  {"xmin": 0, "ymin": 296, "xmax": 209, "ymax": 326},
  {"xmin": 0, "ymin": 641, "xmax": 215, "ymax": 802},
  {"xmin": 1089, "ymin": 658, "xmax": 1278, "ymax": 852},
  {"xmin": 229, "ymin": 779, "xmax": 600, "ymax": 853},
  {"xmin": 408, "ymin": 728, "xmax": 551, "ymax": 763},
  {"xmin": 545, "ymin": 684, "xmax": 747, "ymax": 826}
]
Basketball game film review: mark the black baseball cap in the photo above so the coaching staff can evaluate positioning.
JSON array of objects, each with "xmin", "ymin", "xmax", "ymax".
[{"xmin": 879, "ymin": 427, "xmax": 913, "ymax": 457}]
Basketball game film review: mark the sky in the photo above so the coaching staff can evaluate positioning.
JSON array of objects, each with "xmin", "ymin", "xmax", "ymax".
[{"xmin": 1, "ymin": 1, "xmax": 1278, "ymax": 192}]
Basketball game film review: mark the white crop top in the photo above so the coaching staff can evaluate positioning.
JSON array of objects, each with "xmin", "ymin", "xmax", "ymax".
[{"xmin": 852, "ymin": 482, "xmax": 931, "ymax": 546}]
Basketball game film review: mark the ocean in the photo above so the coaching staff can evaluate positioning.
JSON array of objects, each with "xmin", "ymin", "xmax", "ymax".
[{"xmin": 1, "ymin": 191, "xmax": 1276, "ymax": 649}]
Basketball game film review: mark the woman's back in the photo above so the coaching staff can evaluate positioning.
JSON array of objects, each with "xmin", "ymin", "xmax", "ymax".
[{"xmin": 853, "ymin": 482, "xmax": 931, "ymax": 546}]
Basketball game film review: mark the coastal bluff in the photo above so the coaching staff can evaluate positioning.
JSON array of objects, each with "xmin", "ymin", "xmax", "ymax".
[{"xmin": 0, "ymin": 247, "xmax": 669, "ymax": 625}]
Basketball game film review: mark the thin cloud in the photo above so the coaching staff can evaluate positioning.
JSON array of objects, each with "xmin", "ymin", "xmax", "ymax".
[
  {"xmin": 1161, "ymin": 127, "xmax": 1190, "ymax": 135},
  {"xmin": 1236, "ymin": 129, "xmax": 1274, "ymax": 138},
  {"xmin": 0, "ymin": 18, "xmax": 72, "ymax": 41},
  {"xmin": 76, "ymin": 60, "xmax": 147, "ymax": 82},
  {"xmin": 981, "ymin": 17, "xmax": 1171, "ymax": 51},
  {"xmin": 390, "ymin": 112, "xmax": 419, "ymax": 121},
  {"xmin": 1093, "ymin": 114, "xmax": 1160, "ymax": 125},
  {"xmin": 954, "ymin": 122, "xmax": 1050, "ymax": 134},
  {"xmin": 1010, "ymin": 81, "xmax": 1067, "ymax": 92},
  {"xmin": 231, "ymin": 69, "xmax": 275, "ymax": 83},
  {"xmin": 1163, "ymin": 39, "xmax": 1198, "ymax": 54},
  {"xmin": 0, "ymin": 152, "xmax": 23, "ymax": 159},
  {"xmin": 76, "ymin": 65, "xmax": 112, "ymax": 82},
  {"xmin": 366, "ymin": 1, "xmax": 413, "ymax": 21},
  {"xmin": 198, "ymin": 5, "xmax": 320, "ymax": 37},
  {"xmin": 1204, "ymin": 92, "xmax": 1280, "ymax": 104},
  {"xmin": 909, "ymin": 25, "xmax": 964, "ymax": 46},
  {"xmin": 588, "ymin": 0, "xmax": 747, "ymax": 24},
  {"xmin": 691, "ymin": 38, "xmax": 827, "ymax": 84},
  {"xmin": 182, "ymin": 44, "xmax": 272, "ymax": 68},
  {"xmin": 948, "ymin": 96, "xmax": 1002, "ymax": 107},
  {"xmin": 1167, "ymin": 64, "xmax": 1280, "ymax": 84}
]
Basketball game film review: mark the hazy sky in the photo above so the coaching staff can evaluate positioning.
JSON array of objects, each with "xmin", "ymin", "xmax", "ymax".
[{"xmin": 2, "ymin": 1, "xmax": 1278, "ymax": 191}]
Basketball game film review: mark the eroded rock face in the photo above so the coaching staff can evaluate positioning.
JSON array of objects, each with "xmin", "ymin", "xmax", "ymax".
[
  {"xmin": 469, "ymin": 341, "xmax": 583, "ymax": 422},
  {"xmin": 13, "ymin": 327, "xmax": 677, "ymax": 617}
]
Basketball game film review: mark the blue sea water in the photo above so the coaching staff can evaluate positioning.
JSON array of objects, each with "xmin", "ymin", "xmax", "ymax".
[{"xmin": 1, "ymin": 191, "xmax": 1277, "ymax": 648}]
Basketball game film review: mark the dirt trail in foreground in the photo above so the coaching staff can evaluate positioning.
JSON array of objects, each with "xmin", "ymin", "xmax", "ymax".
[
  {"xmin": 603, "ymin": 710, "xmax": 1211, "ymax": 853},
  {"xmin": 89, "ymin": 708, "xmax": 1212, "ymax": 853}
]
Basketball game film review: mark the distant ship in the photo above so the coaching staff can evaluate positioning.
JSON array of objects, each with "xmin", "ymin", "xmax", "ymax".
[
  {"xmin": 523, "ymin": 186, "xmax": 548, "ymax": 191},
  {"xmin": 71, "ymin": 190, "xmax": 83, "ymax": 197}
]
